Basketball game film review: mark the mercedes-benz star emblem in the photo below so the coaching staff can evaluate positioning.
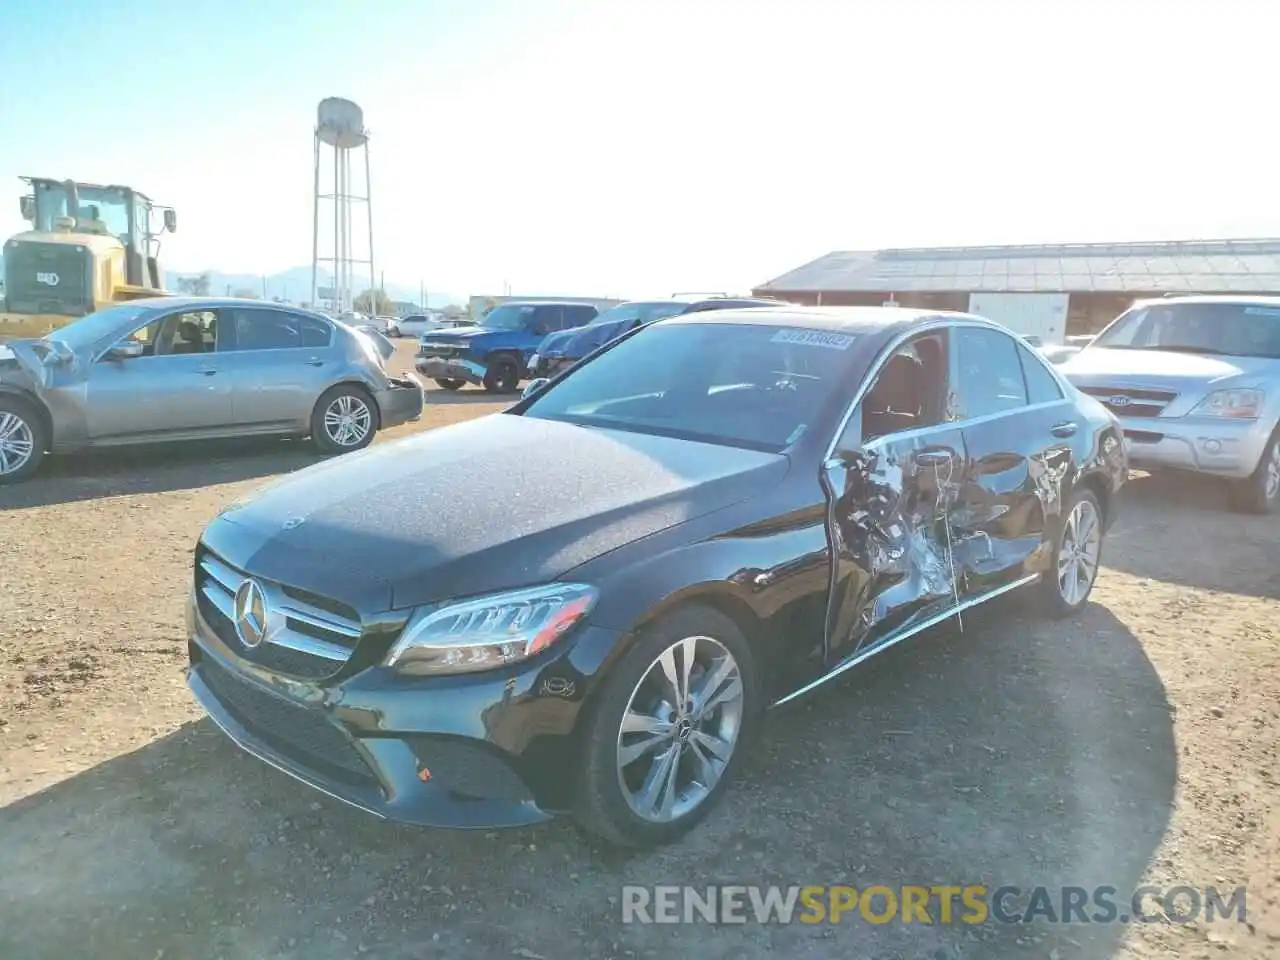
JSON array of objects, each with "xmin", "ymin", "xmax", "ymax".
[{"xmin": 233, "ymin": 579, "xmax": 269, "ymax": 649}]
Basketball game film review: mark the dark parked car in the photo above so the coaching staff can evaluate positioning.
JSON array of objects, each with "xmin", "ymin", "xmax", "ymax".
[
  {"xmin": 528, "ymin": 296, "xmax": 782, "ymax": 379},
  {"xmin": 415, "ymin": 301, "xmax": 600, "ymax": 393},
  {"xmin": 186, "ymin": 307, "xmax": 1126, "ymax": 847}
]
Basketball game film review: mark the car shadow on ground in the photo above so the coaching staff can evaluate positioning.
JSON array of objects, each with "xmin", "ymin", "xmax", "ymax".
[
  {"xmin": 423, "ymin": 387, "xmax": 517, "ymax": 405},
  {"xmin": 0, "ymin": 601, "xmax": 1174, "ymax": 960},
  {"xmin": 0, "ymin": 438, "xmax": 326, "ymax": 510},
  {"xmin": 1101, "ymin": 471, "xmax": 1280, "ymax": 600}
]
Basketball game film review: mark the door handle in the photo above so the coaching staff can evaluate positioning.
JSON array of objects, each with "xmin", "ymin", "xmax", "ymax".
[
  {"xmin": 196, "ymin": 368, "xmax": 217, "ymax": 376},
  {"xmin": 305, "ymin": 358, "xmax": 325, "ymax": 367},
  {"xmin": 1050, "ymin": 420, "xmax": 1078, "ymax": 438},
  {"xmin": 915, "ymin": 449, "xmax": 952, "ymax": 467}
]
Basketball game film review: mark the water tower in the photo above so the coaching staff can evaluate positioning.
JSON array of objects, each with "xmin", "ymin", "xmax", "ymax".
[{"xmin": 310, "ymin": 97, "xmax": 375, "ymax": 314}]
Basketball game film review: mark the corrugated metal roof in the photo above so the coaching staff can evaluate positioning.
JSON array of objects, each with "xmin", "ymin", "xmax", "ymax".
[{"xmin": 755, "ymin": 239, "xmax": 1280, "ymax": 294}]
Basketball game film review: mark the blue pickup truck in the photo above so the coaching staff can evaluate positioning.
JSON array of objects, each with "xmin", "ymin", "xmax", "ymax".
[{"xmin": 415, "ymin": 300, "xmax": 600, "ymax": 393}]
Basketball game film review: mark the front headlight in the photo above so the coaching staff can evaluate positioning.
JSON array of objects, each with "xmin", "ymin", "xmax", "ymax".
[
  {"xmin": 528, "ymin": 353, "xmax": 540, "ymax": 368},
  {"xmin": 384, "ymin": 583, "xmax": 598, "ymax": 676},
  {"xmin": 1191, "ymin": 388, "xmax": 1264, "ymax": 419}
]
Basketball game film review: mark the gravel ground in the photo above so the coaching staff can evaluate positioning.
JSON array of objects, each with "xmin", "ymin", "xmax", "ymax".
[{"xmin": 0, "ymin": 343, "xmax": 1277, "ymax": 959}]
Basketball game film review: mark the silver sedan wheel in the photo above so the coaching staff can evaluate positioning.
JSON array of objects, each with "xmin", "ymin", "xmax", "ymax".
[
  {"xmin": 1057, "ymin": 497, "xmax": 1101, "ymax": 607},
  {"xmin": 616, "ymin": 635, "xmax": 744, "ymax": 823},
  {"xmin": 1263, "ymin": 440, "xmax": 1280, "ymax": 501},
  {"xmin": 0, "ymin": 411, "xmax": 35, "ymax": 476},
  {"xmin": 323, "ymin": 394, "xmax": 372, "ymax": 447}
]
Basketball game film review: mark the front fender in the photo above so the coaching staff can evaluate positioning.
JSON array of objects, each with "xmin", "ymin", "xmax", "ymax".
[{"xmin": 563, "ymin": 500, "xmax": 831, "ymax": 691}]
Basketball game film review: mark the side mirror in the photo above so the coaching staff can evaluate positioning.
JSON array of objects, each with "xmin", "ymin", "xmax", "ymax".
[
  {"xmin": 521, "ymin": 378, "xmax": 551, "ymax": 400},
  {"xmin": 105, "ymin": 341, "xmax": 145, "ymax": 361},
  {"xmin": 19, "ymin": 196, "xmax": 34, "ymax": 221},
  {"xmin": 163, "ymin": 209, "xmax": 177, "ymax": 233}
]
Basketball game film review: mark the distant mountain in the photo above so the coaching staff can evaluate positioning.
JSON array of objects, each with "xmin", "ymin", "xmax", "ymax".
[{"xmin": 166, "ymin": 265, "xmax": 463, "ymax": 309}]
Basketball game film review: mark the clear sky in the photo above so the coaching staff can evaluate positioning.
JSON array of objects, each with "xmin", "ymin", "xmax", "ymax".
[{"xmin": 1, "ymin": 0, "xmax": 1276, "ymax": 299}]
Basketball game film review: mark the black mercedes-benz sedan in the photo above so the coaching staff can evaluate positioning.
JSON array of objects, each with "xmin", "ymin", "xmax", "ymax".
[{"xmin": 186, "ymin": 306, "xmax": 1127, "ymax": 847}]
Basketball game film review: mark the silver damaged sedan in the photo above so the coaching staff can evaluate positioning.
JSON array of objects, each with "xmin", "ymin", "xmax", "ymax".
[{"xmin": 0, "ymin": 297, "xmax": 425, "ymax": 483}]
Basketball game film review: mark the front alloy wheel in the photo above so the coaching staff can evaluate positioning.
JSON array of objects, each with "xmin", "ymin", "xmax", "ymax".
[
  {"xmin": 617, "ymin": 636, "xmax": 744, "ymax": 823},
  {"xmin": 0, "ymin": 399, "xmax": 46, "ymax": 484},
  {"xmin": 1230, "ymin": 434, "xmax": 1280, "ymax": 514},
  {"xmin": 573, "ymin": 604, "xmax": 758, "ymax": 847}
]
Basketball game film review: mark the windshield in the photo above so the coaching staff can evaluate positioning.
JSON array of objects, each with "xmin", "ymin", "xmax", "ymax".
[
  {"xmin": 521, "ymin": 323, "xmax": 861, "ymax": 451},
  {"xmin": 588, "ymin": 302, "xmax": 688, "ymax": 327},
  {"xmin": 1092, "ymin": 302, "xmax": 1280, "ymax": 358},
  {"xmin": 43, "ymin": 303, "xmax": 154, "ymax": 351},
  {"xmin": 33, "ymin": 182, "xmax": 131, "ymax": 240},
  {"xmin": 480, "ymin": 304, "xmax": 535, "ymax": 330}
]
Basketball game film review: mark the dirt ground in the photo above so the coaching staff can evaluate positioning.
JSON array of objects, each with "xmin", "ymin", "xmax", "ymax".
[{"xmin": 1, "ymin": 342, "xmax": 1277, "ymax": 959}]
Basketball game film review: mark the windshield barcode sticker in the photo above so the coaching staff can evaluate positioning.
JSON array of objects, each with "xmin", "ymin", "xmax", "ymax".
[
  {"xmin": 770, "ymin": 329, "xmax": 856, "ymax": 349},
  {"xmin": 1244, "ymin": 307, "xmax": 1280, "ymax": 317}
]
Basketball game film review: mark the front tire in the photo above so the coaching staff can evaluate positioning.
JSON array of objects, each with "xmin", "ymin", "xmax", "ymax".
[
  {"xmin": 433, "ymin": 378, "xmax": 465, "ymax": 391},
  {"xmin": 572, "ymin": 604, "xmax": 760, "ymax": 847},
  {"xmin": 0, "ymin": 396, "xmax": 46, "ymax": 485},
  {"xmin": 1229, "ymin": 432, "xmax": 1280, "ymax": 515},
  {"xmin": 311, "ymin": 385, "xmax": 378, "ymax": 455},
  {"xmin": 482, "ymin": 357, "xmax": 521, "ymax": 394},
  {"xmin": 1036, "ymin": 487, "xmax": 1104, "ymax": 618}
]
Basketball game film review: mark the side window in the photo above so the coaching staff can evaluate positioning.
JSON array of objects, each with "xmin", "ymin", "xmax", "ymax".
[
  {"xmin": 566, "ymin": 306, "xmax": 597, "ymax": 328},
  {"xmin": 844, "ymin": 330, "xmax": 949, "ymax": 446},
  {"xmin": 299, "ymin": 315, "xmax": 333, "ymax": 348},
  {"xmin": 1015, "ymin": 341, "xmax": 1064, "ymax": 404},
  {"xmin": 227, "ymin": 309, "xmax": 301, "ymax": 351},
  {"xmin": 120, "ymin": 310, "xmax": 218, "ymax": 357},
  {"xmin": 533, "ymin": 305, "xmax": 564, "ymax": 333},
  {"xmin": 950, "ymin": 327, "xmax": 1029, "ymax": 420}
]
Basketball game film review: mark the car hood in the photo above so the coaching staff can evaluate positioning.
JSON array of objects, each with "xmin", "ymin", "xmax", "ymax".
[
  {"xmin": 0, "ymin": 338, "xmax": 64, "ymax": 389},
  {"xmin": 206, "ymin": 414, "xmax": 789, "ymax": 612},
  {"xmin": 550, "ymin": 319, "xmax": 635, "ymax": 358},
  {"xmin": 1060, "ymin": 347, "xmax": 1276, "ymax": 389},
  {"xmin": 418, "ymin": 325, "xmax": 488, "ymax": 342}
]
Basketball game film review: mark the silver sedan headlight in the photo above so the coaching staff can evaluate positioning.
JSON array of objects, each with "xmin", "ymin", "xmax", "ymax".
[{"xmin": 384, "ymin": 583, "xmax": 598, "ymax": 676}]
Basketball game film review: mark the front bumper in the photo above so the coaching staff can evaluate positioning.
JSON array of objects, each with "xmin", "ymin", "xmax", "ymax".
[
  {"xmin": 415, "ymin": 355, "xmax": 487, "ymax": 385},
  {"xmin": 532, "ymin": 355, "xmax": 577, "ymax": 379},
  {"xmin": 1120, "ymin": 415, "xmax": 1272, "ymax": 479},
  {"xmin": 375, "ymin": 374, "xmax": 425, "ymax": 428},
  {"xmin": 185, "ymin": 591, "xmax": 600, "ymax": 829}
]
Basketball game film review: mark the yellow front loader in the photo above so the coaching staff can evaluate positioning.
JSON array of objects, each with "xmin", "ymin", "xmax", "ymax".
[{"xmin": 0, "ymin": 177, "xmax": 177, "ymax": 338}]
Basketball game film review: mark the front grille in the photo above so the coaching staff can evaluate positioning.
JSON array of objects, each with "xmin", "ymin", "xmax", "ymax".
[
  {"xmin": 1078, "ymin": 385, "xmax": 1177, "ymax": 419},
  {"xmin": 418, "ymin": 343, "xmax": 461, "ymax": 359},
  {"xmin": 199, "ymin": 658, "xmax": 376, "ymax": 787},
  {"xmin": 3, "ymin": 241, "xmax": 93, "ymax": 316},
  {"xmin": 1125, "ymin": 429, "xmax": 1164, "ymax": 444},
  {"xmin": 195, "ymin": 545, "xmax": 361, "ymax": 679}
]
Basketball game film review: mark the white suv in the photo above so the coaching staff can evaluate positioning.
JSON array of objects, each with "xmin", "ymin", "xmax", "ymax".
[{"xmin": 1061, "ymin": 295, "xmax": 1280, "ymax": 512}]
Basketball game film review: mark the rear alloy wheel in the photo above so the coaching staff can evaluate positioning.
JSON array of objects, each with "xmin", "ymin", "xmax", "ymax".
[
  {"xmin": 312, "ymin": 386, "xmax": 378, "ymax": 455},
  {"xmin": 1038, "ymin": 488, "xmax": 1103, "ymax": 618},
  {"xmin": 574, "ymin": 605, "xmax": 759, "ymax": 847},
  {"xmin": 482, "ymin": 358, "xmax": 520, "ymax": 394},
  {"xmin": 0, "ymin": 398, "xmax": 46, "ymax": 485},
  {"xmin": 433, "ymin": 378, "xmax": 465, "ymax": 391},
  {"xmin": 1230, "ymin": 434, "xmax": 1280, "ymax": 514}
]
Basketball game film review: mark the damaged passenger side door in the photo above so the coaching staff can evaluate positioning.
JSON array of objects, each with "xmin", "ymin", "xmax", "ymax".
[{"xmin": 822, "ymin": 328, "xmax": 969, "ymax": 666}]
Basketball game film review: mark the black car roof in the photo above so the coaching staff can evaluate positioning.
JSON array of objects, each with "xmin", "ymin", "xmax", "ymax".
[{"xmin": 662, "ymin": 305, "xmax": 982, "ymax": 334}]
